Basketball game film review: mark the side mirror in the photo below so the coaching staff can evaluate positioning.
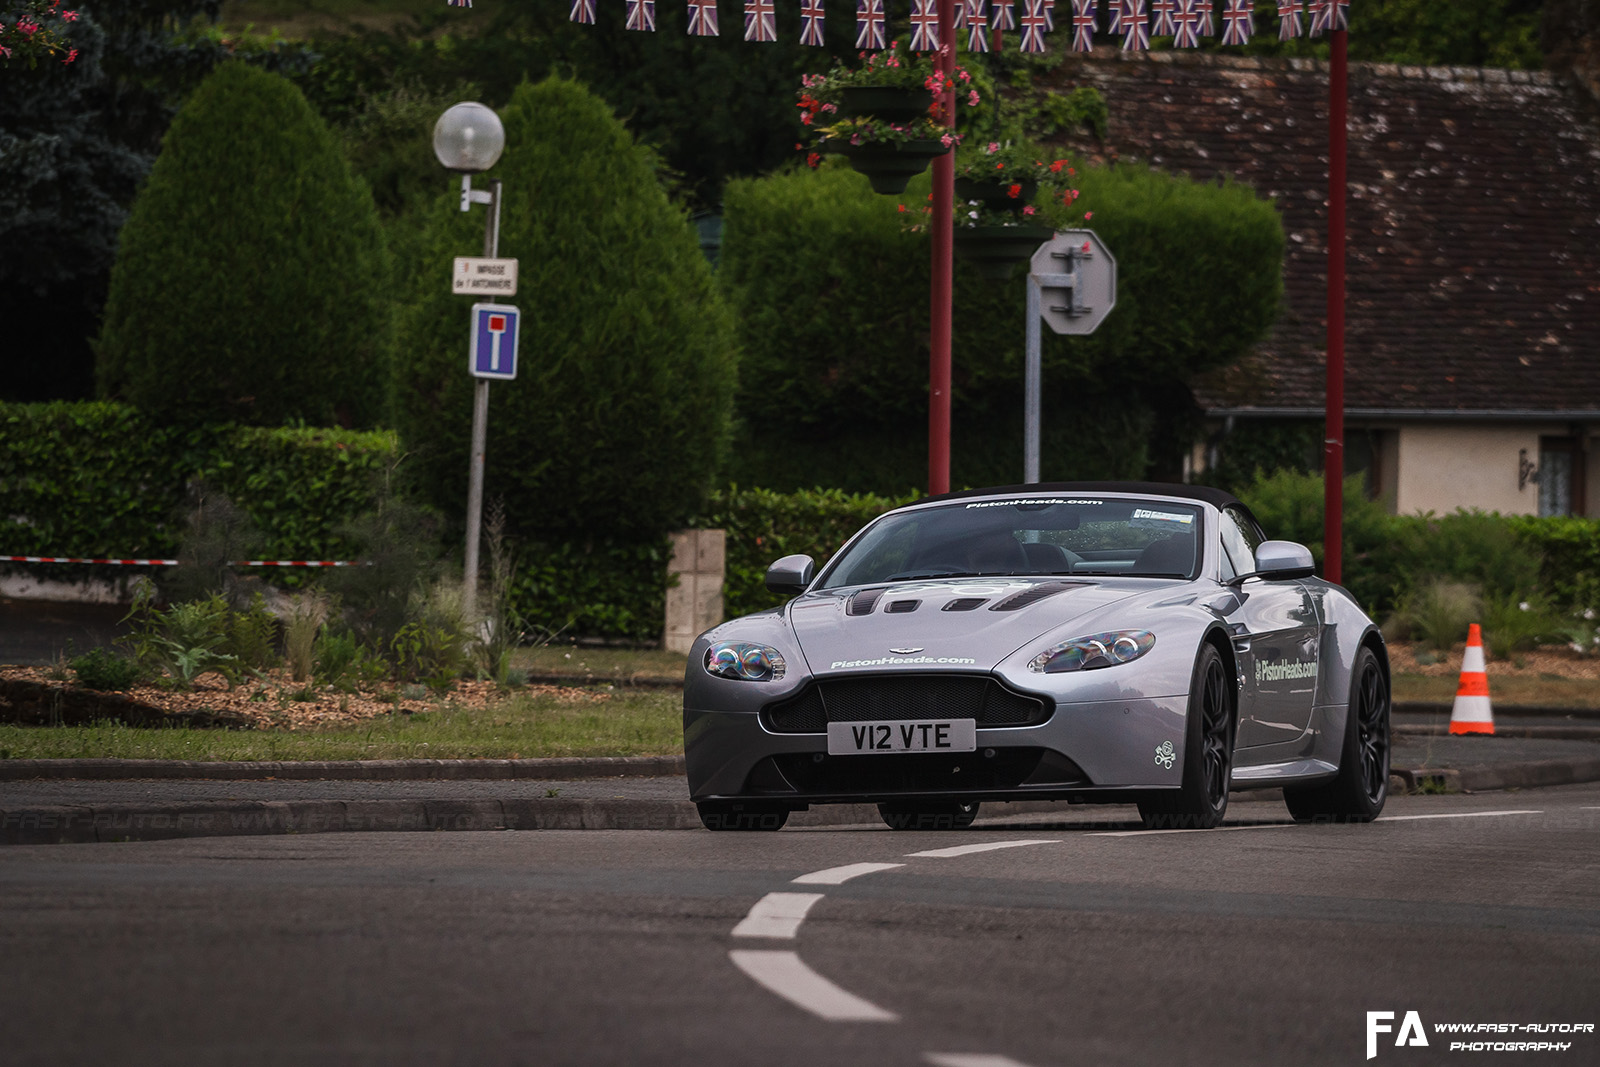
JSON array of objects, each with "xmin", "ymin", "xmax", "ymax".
[
  {"xmin": 1249, "ymin": 540, "xmax": 1317, "ymax": 581},
  {"xmin": 764, "ymin": 554, "xmax": 816, "ymax": 595}
]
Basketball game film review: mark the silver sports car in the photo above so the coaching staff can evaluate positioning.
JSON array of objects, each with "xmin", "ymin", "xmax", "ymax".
[{"xmin": 683, "ymin": 482, "xmax": 1391, "ymax": 831}]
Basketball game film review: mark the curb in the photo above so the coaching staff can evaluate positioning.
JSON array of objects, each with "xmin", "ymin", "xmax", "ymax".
[
  {"xmin": 0, "ymin": 755, "xmax": 688, "ymax": 782},
  {"xmin": 6, "ymin": 757, "xmax": 1600, "ymax": 845}
]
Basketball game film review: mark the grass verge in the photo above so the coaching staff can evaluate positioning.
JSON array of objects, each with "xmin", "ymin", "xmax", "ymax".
[
  {"xmin": 0, "ymin": 688, "xmax": 682, "ymax": 762},
  {"xmin": 1392, "ymin": 673, "xmax": 1600, "ymax": 709}
]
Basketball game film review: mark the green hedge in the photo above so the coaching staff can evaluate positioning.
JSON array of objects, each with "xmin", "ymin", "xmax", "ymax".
[
  {"xmin": 718, "ymin": 160, "xmax": 1282, "ymax": 491},
  {"xmin": 0, "ymin": 402, "xmax": 399, "ymax": 573}
]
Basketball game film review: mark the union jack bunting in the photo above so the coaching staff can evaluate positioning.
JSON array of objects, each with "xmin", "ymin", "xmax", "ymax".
[
  {"xmin": 953, "ymin": 0, "xmax": 966, "ymax": 27},
  {"xmin": 1121, "ymin": 0, "xmax": 1149, "ymax": 48},
  {"xmin": 1277, "ymin": 0, "xmax": 1300, "ymax": 39},
  {"xmin": 1150, "ymin": 0, "xmax": 1176, "ymax": 35},
  {"xmin": 1194, "ymin": 0, "xmax": 1212, "ymax": 35},
  {"xmin": 909, "ymin": 0, "xmax": 940, "ymax": 49},
  {"xmin": 856, "ymin": 0, "xmax": 886, "ymax": 47},
  {"xmin": 799, "ymin": 0, "xmax": 824, "ymax": 43},
  {"xmin": 1105, "ymin": 0, "xmax": 1124, "ymax": 35},
  {"xmin": 991, "ymin": 0, "xmax": 1016, "ymax": 30},
  {"xmin": 446, "ymin": 0, "xmax": 469, "ymax": 7},
  {"xmin": 569, "ymin": 0, "xmax": 595, "ymax": 21},
  {"xmin": 1306, "ymin": 0, "xmax": 1328, "ymax": 34},
  {"xmin": 1071, "ymin": 0, "xmax": 1095, "ymax": 51},
  {"xmin": 1307, "ymin": 0, "xmax": 1345, "ymax": 34},
  {"xmin": 686, "ymin": 0, "xmax": 717, "ymax": 34},
  {"xmin": 1018, "ymin": 0, "xmax": 1049, "ymax": 50},
  {"xmin": 744, "ymin": 0, "xmax": 775, "ymax": 40},
  {"xmin": 1171, "ymin": 0, "xmax": 1199, "ymax": 45},
  {"xmin": 625, "ymin": 0, "xmax": 656, "ymax": 29},
  {"xmin": 1219, "ymin": 0, "xmax": 1251, "ymax": 43},
  {"xmin": 967, "ymin": 0, "xmax": 991, "ymax": 50},
  {"xmin": 1040, "ymin": 0, "xmax": 1054, "ymax": 29}
]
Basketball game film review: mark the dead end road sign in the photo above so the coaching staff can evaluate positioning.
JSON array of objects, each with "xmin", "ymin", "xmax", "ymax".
[{"xmin": 469, "ymin": 303, "xmax": 519, "ymax": 380}]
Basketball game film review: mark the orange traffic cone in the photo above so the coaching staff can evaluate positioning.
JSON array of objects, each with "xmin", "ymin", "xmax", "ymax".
[{"xmin": 1448, "ymin": 623, "xmax": 1495, "ymax": 735}]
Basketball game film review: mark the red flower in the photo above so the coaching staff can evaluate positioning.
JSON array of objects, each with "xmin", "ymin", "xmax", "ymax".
[
  {"xmin": 1007, "ymin": 183, "xmax": 1022, "ymax": 199},
  {"xmin": 806, "ymin": 152, "xmax": 821, "ymax": 169}
]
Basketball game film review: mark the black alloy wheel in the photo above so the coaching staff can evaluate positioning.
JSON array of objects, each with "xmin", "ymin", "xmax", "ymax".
[{"xmin": 1284, "ymin": 646, "xmax": 1390, "ymax": 823}]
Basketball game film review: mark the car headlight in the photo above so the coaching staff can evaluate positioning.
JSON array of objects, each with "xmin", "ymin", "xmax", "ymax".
[
  {"xmin": 704, "ymin": 642, "xmax": 787, "ymax": 682},
  {"xmin": 1028, "ymin": 630, "xmax": 1155, "ymax": 673}
]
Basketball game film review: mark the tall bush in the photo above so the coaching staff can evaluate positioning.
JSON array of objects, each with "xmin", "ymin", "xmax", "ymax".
[
  {"xmin": 718, "ymin": 159, "xmax": 1281, "ymax": 491},
  {"xmin": 96, "ymin": 61, "xmax": 394, "ymax": 429},
  {"xmin": 394, "ymin": 76, "xmax": 738, "ymax": 543}
]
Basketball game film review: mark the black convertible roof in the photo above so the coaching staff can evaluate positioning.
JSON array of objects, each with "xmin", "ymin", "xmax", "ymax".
[{"xmin": 916, "ymin": 481, "xmax": 1245, "ymax": 511}]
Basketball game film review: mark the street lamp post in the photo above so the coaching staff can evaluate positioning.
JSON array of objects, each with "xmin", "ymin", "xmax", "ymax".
[{"xmin": 433, "ymin": 101, "xmax": 506, "ymax": 624}]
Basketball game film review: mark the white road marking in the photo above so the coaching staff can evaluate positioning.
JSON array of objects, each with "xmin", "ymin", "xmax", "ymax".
[
  {"xmin": 729, "ymin": 950, "xmax": 898, "ymax": 1022},
  {"xmin": 925, "ymin": 1054, "xmax": 1043, "ymax": 1067},
  {"xmin": 1091, "ymin": 823, "xmax": 1294, "ymax": 837},
  {"xmin": 793, "ymin": 862, "xmax": 906, "ymax": 885},
  {"xmin": 906, "ymin": 839, "xmax": 1060, "ymax": 858},
  {"xmin": 1378, "ymin": 809, "xmax": 1542, "ymax": 822},
  {"xmin": 732, "ymin": 892, "xmax": 826, "ymax": 939}
]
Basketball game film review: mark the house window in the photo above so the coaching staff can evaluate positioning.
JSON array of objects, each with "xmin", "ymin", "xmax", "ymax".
[{"xmin": 1538, "ymin": 436, "xmax": 1584, "ymax": 517}]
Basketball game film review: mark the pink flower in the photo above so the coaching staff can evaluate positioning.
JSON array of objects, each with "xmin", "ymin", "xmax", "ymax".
[
  {"xmin": 967, "ymin": 90, "xmax": 979, "ymax": 106},
  {"xmin": 63, "ymin": 46, "xmax": 77, "ymax": 62},
  {"xmin": 1082, "ymin": 240, "xmax": 1091, "ymax": 252},
  {"xmin": 63, "ymin": 9, "xmax": 78, "ymax": 19},
  {"xmin": 1083, "ymin": 212, "xmax": 1093, "ymax": 221},
  {"xmin": 1022, "ymin": 205, "xmax": 1037, "ymax": 216},
  {"xmin": 18, "ymin": 18, "xmax": 38, "ymax": 35},
  {"xmin": 986, "ymin": 142, "xmax": 999, "ymax": 153},
  {"xmin": 940, "ymin": 133, "xmax": 955, "ymax": 147},
  {"xmin": 958, "ymin": 69, "xmax": 971, "ymax": 82}
]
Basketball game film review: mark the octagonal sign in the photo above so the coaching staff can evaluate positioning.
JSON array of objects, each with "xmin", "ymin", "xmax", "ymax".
[{"xmin": 1029, "ymin": 229, "xmax": 1117, "ymax": 336}]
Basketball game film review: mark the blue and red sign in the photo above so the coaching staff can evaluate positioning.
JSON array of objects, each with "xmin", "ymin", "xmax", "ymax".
[{"xmin": 469, "ymin": 302, "xmax": 519, "ymax": 380}]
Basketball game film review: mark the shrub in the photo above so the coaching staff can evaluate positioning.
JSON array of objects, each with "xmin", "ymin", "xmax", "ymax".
[
  {"xmin": 394, "ymin": 76, "xmax": 737, "ymax": 544},
  {"xmin": 1383, "ymin": 579, "xmax": 1483, "ymax": 652},
  {"xmin": 718, "ymin": 158, "xmax": 1281, "ymax": 491},
  {"xmin": 1233, "ymin": 469, "xmax": 1394, "ymax": 610},
  {"xmin": 96, "ymin": 61, "xmax": 394, "ymax": 429},
  {"xmin": 70, "ymin": 647, "xmax": 143, "ymax": 691},
  {"xmin": 1481, "ymin": 590, "xmax": 1565, "ymax": 660}
]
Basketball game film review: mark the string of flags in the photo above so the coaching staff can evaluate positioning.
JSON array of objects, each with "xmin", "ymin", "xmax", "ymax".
[{"xmin": 547, "ymin": 0, "xmax": 1348, "ymax": 52}]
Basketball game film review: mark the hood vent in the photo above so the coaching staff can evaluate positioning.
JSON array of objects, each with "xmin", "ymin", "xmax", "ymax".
[
  {"xmin": 847, "ymin": 588, "xmax": 887, "ymax": 616},
  {"xmin": 884, "ymin": 599, "xmax": 921, "ymax": 614},
  {"xmin": 989, "ymin": 581, "xmax": 1083, "ymax": 612},
  {"xmin": 942, "ymin": 597, "xmax": 988, "ymax": 612}
]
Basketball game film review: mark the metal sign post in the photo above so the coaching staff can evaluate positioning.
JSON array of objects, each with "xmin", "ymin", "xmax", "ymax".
[
  {"xmin": 1024, "ymin": 230, "xmax": 1118, "ymax": 482},
  {"xmin": 461, "ymin": 179, "xmax": 503, "ymax": 623}
]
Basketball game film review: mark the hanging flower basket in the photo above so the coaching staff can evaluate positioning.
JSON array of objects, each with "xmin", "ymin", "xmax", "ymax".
[
  {"xmin": 840, "ymin": 139, "xmax": 951, "ymax": 195},
  {"xmin": 953, "ymin": 177, "xmax": 1040, "ymax": 213},
  {"xmin": 836, "ymin": 86, "xmax": 933, "ymax": 124},
  {"xmin": 954, "ymin": 224, "xmax": 1057, "ymax": 280}
]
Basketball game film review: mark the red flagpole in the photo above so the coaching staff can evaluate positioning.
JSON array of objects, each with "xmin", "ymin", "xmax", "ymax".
[
  {"xmin": 1323, "ymin": 23, "xmax": 1347, "ymax": 583},
  {"xmin": 929, "ymin": 0, "xmax": 956, "ymax": 496}
]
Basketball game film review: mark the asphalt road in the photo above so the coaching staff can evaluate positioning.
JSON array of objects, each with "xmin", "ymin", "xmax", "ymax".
[{"xmin": 3, "ymin": 785, "xmax": 1598, "ymax": 1066}]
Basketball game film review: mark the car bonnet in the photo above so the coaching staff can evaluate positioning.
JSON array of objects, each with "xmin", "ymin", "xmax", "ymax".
[{"xmin": 786, "ymin": 577, "xmax": 1143, "ymax": 675}]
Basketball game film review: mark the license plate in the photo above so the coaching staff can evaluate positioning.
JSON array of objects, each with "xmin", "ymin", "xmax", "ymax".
[{"xmin": 826, "ymin": 719, "xmax": 977, "ymax": 755}]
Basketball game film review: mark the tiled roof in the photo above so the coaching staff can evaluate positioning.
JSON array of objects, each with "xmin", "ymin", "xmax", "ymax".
[{"xmin": 1039, "ymin": 52, "xmax": 1600, "ymax": 418}]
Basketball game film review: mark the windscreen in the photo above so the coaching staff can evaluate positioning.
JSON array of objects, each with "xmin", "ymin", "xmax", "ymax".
[{"xmin": 817, "ymin": 496, "xmax": 1204, "ymax": 588}]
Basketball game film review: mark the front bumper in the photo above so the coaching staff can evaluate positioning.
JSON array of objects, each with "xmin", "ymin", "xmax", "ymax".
[{"xmin": 684, "ymin": 687, "xmax": 1190, "ymax": 805}]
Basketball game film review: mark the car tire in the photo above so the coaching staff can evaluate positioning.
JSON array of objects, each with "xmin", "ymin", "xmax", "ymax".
[
  {"xmin": 1137, "ymin": 642, "xmax": 1235, "ymax": 831},
  {"xmin": 1283, "ymin": 646, "xmax": 1390, "ymax": 823},
  {"xmin": 697, "ymin": 801, "xmax": 789, "ymax": 831},
  {"xmin": 877, "ymin": 801, "xmax": 980, "ymax": 831}
]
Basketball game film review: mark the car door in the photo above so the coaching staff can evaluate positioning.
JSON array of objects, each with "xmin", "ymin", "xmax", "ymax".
[{"xmin": 1216, "ymin": 506, "xmax": 1321, "ymax": 749}]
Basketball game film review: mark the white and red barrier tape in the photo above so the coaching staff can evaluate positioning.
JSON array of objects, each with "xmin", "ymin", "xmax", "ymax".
[{"xmin": 1, "ymin": 556, "xmax": 363, "ymax": 567}]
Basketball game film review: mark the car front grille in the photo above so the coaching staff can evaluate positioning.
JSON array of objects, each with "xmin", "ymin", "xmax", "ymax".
[{"xmin": 759, "ymin": 673, "xmax": 1051, "ymax": 734}]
